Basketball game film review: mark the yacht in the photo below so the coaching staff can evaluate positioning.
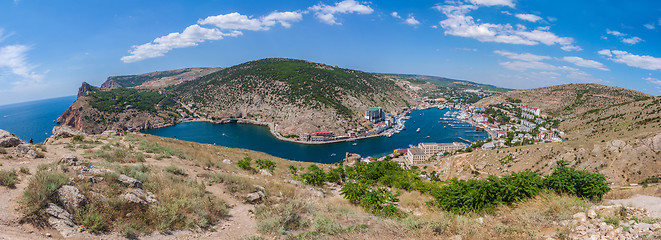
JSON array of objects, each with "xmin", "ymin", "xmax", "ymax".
[{"xmin": 416, "ymin": 128, "xmax": 421, "ymax": 133}]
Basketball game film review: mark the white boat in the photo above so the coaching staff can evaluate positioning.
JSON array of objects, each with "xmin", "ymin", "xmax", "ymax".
[
  {"xmin": 352, "ymin": 142, "xmax": 357, "ymax": 146},
  {"xmin": 416, "ymin": 128, "xmax": 421, "ymax": 133},
  {"xmin": 331, "ymin": 153, "xmax": 336, "ymax": 156}
]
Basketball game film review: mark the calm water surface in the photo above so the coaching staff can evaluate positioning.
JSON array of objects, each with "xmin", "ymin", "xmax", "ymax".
[
  {"xmin": 0, "ymin": 96, "xmax": 76, "ymax": 143},
  {"xmin": 143, "ymin": 108, "xmax": 488, "ymax": 163}
]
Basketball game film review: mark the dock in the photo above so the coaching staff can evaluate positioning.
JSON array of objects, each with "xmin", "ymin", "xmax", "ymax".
[{"xmin": 457, "ymin": 137, "xmax": 472, "ymax": 143}]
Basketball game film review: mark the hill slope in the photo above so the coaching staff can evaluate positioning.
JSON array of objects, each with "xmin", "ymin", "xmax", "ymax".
[{"xmin": 59, "ymin": 58, "xmax": 417, "ymax": 135}]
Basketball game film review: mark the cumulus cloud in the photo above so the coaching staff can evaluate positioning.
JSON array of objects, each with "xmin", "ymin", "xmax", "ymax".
[
  {"xmin": 562, "ymin": 56, "xmax": 609, "ymax": 71},
  {"xmin": 391, "ymin": 12, "xmax": 401, "ymax": 19},
  {"xmin": 121, "ymin": 25, "xmax": 241, "ymax": 63},
  {"xmin": 309, "ymin": 0, "xmax": 373, "ymax": 25},
  {"xmin": 405, "ymin": 16, "xmax": 421, "ymax": 26},
  {"xmin": 122, "ymin": 11, "xmax": 302, "ymax": 63},
  {"xmin": 494, "ymin": 50, "xmax": 550, "ymax": 62},
  {"xmin": 436, "ymin": 3, "xmax": 580, "ymax": 51},
  {"xmin": 467, "ymin": 0, "xmax": 515, "ymax": 8},
  {"xmin": 605, "ymin": 29, "xmax": 644, "ymax": 45},
  {"xmin": 599, "ymin": 49, "xmax": 661, "ymax": 71},
  {"xmin": 515, "ymin": 13, "xmax": 542, "ymax": 22}
]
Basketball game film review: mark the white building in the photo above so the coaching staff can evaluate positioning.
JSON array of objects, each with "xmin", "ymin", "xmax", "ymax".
[
  {"xmin": 365, "ymin": 107, "xmax": 385, "ymax": 123},
  {"xmin": 406, "ymin": 147, "xmax": 427, "ymax": 165}
]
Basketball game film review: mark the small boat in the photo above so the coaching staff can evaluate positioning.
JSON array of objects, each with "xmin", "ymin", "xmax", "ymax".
[
  {"xmin": 330, "ymin": 153, "xmax": 336, "ymax": 156},
  {"xmin": 444, "ymin": 126, "xmax": 447, "ymax": 128},
  {"xmin": 426, "ymin": 136, "xmax": 430, "ymax": 138},
  {"xmin": 416, "ymin": 128, "xmax": 421, "ymax": 133},
  {"xmin": 352, "ymin": 142, "xmax": 357, "ymax": 146}
]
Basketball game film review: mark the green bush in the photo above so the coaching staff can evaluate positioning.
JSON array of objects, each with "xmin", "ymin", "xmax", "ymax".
[
  {"xmin": 164, "ymin": 165, "xmax": 187, "ymax": 176},
  {"xmin": 288, "ymin": 165, "xmax": 299, "ymax": 176},
  {"xmin": 72, "ymin": 135, "xmax": 84, "ymax": 142},
  {"xmin": 255, "ymin": 159, "xmax": 276, "ymax": 172},
  {"xmin": 358, "ymin": 188, "xmax": 402, "ymax": 217},
  {"xmin": 340, "ymin": 181, "xmax": 369, "ymax": 204},
  {"xmin": 237, "ymin": 157, "xmax": 253, "ymax": 171},
  {"xmin": 545, "ymin": 161, "xmax": 610, "ymax": 200},
  {"xmin": 300, "ymin": 165, "xmax": 326, "ymax": 186},
  {"xmin": 0, "ymin": 170, "xmax": 18, "ymax": 188},
  {"xmin": 21, "ymin": 170, "xmax": 69, "ymax": 222}
]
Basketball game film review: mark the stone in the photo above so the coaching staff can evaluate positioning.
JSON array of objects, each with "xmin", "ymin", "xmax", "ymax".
[
  {"xmin": 259, "ymin": 169, "xmax": 272, "ymax": 176},
  {"xmin": 88, "ymin": 176, "xmax": 104, "ymax": 183},
  {"xmin": 253, "ymin": 185, "xmax": 266, "ymax": 192},
  {"xmin": 14, "ymin": 143, "xmax": 38, "ymax": 158},
  {"xmin": 52, "ymin": 126, "xmax": 85, "ymax": 138},
  {"xmin": 45, "ymin": 203, "xmax": 77, "ymax": 237},
  {"xmin": 222, "ymin": 159, "xmax": 232, "ymax": 164},
  {"xmin": 448, "ymin": 235, "xmax": 462, "ymax": 240},
  {"xmin": 118, "ymin": 174, "xmax": 142, "ymax": 188},
  {"xmin": 59, "ymin": 154, "xmax": 79, "ymax": 166},
  {"xmin": 573, "ymin": 212, "xmax": 587, "ymax": 222},
  {"xmin": 57, "ymin": 185, "xmax": 87, "ymax": 213},
  {"xmin": 246, "ymin": 191, "xmax": 265, "ymax": 204},
  {"xmin": 0, "ymin": 129, "xmax": 21, "ymax": 147},
  {"xmin": 121, "ymin": 188, "xmax": 157, "ymax": 205},
  {"xmin": 587, "ymin": 209, "xmax": 597, "ymax": 219}
]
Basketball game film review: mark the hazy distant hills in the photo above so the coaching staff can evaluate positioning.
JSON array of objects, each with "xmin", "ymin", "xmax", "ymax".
[{"xmin": 393, "ymin": 74, "xmax": 511, "ymax": 93}]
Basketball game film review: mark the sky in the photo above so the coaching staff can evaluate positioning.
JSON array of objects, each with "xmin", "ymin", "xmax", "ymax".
[{"xmin": 1, "ymin": 0, "xmax": 661, "ymax": 105}]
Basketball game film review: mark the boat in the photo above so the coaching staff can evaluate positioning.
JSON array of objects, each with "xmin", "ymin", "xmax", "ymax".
[
  {"xmin": 416, "ymin": 128, "xmax": 421, "ymax": 133},
  {"xmin": 331, "ymin": 153, "xmax": 336, "ymax": 156},
  {"xmin": 426, "ymin": 136, "xmax": 430, "ymax": 138},
  {"xmin": 352, "ymin": 142, "xmax": 357, "ymax": 146}
]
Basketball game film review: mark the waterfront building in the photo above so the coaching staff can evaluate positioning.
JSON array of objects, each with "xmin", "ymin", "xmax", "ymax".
[
  {"xmin": 405, "ymin": 147, "xmax": 427, "ymax": 165},
  {"xmin": 418, "ymin": 142, "xmax": 467, "ymax": 158},
  {"xmin": 365, "ymin": 107, "xmax": 385, "ymax": 123}
]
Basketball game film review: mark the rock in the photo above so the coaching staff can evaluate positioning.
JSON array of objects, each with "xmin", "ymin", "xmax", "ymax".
[
  {"xmin": 573, "ymin": 212, "xmax": 587, "ymax": 222},
  {"xmin": 246, "ymin": 191, "xmax": 265, "ymax": 204},
  {"xmin": 57, "ymin": 185, "xmax": 87, "ymax": 213},
  {"xmin": 121, "ymin": 188, "xmax": 158, "ymax": 205},
  {"xmin": 253, "ymin": 185, "xmax": 266, "ymax": 192},
  {"xmin": 587, "ymin": 209, "xmax": 597, "ymax": 219},
  {"xmin": 88, "ymin": 176, "xmax": 104, "ymax": 183},
  {"xmin": 52, "ymin": 126, "xmax": 85, "ymax": 138},
  {"xmin": 59, "ymin": 154, "xmax": 79, "ymax": 166},
  {"xmin": 259, "ymin": 169, "xmax": 272, "ymax": 176},
  {"xmin": 14, "ymin": 143, "xmax": 38, "ymax": 158},
  {"xmin": 118, "ymin": 174, "xmax": 142, "ymax": 188},
  {"xmin": 45, "ymin": 203, "xmax": 77, "ymax": 237},
  {"xmin": 222, "ymin": 159, "xmax": 232, "ymax": 164},
  {"xmin": 307, "ymin": 187, "xmax": 325, "ymax": 198},
  {"xmin": 0, "ymin": 129, "xmax": 21, "ymax": 147}
]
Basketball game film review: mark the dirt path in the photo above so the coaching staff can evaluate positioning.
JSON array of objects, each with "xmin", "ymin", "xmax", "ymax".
[{"xmin": 611, "ymin": 194, "xmax": 661, "ymax": 219}]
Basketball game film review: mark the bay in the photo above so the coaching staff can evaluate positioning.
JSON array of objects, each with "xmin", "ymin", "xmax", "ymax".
[
  {"xmin": 0, "ymin": 96, "xmax": 77, "ymax": 143},
  {"xmin": 143, "ymin": 107, "xmax": 488, "ymax": 164}
]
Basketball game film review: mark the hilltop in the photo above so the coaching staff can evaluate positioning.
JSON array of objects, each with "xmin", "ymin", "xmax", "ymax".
[
  {"xmin": 438, "ymin": 84, "xmax": 661, "ymax": 185},
  {"xmin": 100, "ymin": 67, "xmax": 221, "ymax": 89}
]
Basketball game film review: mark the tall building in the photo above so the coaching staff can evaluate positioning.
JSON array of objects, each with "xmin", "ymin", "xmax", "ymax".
[{"xmin": 365, "ymin": 107, "xmax": 385, "ymax": 123}]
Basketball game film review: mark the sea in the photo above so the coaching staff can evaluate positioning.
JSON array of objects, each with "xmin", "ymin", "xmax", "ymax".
[
  {"xmin": 0, "ymin": 96, "xmax": 488, "ymax": 163},
  {"xmin": 0, "ymin": 96, "xmax": 77, "ymax": 143},
  {"xmin": 144, "ymin": 107, "xmax": 488, "ymax": 164}
]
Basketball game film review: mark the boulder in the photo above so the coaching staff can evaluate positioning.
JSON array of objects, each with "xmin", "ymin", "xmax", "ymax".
[
  {"xmin": 14, "ymin": 143, "xmax": 38, "ymax": 158},
  {"xmin": 222, "ymin": 159, "xmax": 232, "ymax": 164},
  {"xmin": 573, "ymin": 212, "xmax": 587, "ymax": 222},
  {"xmin": 0, "ymin": 129, "xmax": 21, "ymax": 147},
  {"xmin": 59, "ymin": 154, "xmax": 79, "ymax": 166},
  {"xmin": 121, "ymin": 188, "xmax": 157, "ymax": 205},
  {"xmin": 118, "ymin": 174, "xmax": 142, "ymax": 188},
  {"xmin": 45, "ymin": 203, "xmax": 77, "ymax": 237},
  {"xmin": 52, "ymin": 126, "xmax": 85, "ymax": 138},
  {"xmin": 259, "ymin": 169, "xmax": 272, "ymax": 176},
  {"xmin": 57, "ymin": 185, "xmax": 87, "ymax": 213},
  {"xmin": 246, "ymin": 191, "xmax": 265, "ymax": 204}
]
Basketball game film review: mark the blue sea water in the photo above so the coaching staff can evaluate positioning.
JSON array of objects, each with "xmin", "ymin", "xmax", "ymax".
[
  {"xmin": 143, "ymin": 107, "xmax": 488, "ymax": 164},
  {"xmin": 0, "ymin": 96, "xmax": 77, "ymax": 143}
]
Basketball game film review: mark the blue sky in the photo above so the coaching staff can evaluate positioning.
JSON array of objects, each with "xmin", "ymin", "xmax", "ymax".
[{"xmin": 1, "ymin": 0, "xmax": 661, "ymax": 105}]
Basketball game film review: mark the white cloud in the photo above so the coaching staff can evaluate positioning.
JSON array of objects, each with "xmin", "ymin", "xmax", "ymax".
[
  {"xmin": 644, "ymin": 23, "xmax": 655, "ymax": 30},
  {"xmin": 391, "ymin": 12, "xmax": 401, "ymax": 19},
  {"xmin": 621, "ymin": 36, "xmax": 643, "ymax": 45},
  {"xmin": 404, "ymin": 16, "xmax": 421, "ymax": 26},
  {"xmin": 599, "ymin": 49, "xmax": 661, "ymax": 71},
  {"xmin": 122, "ymin": 11, "xmax": 302, "ymax": 63},
  {"xmin": 494, "ymin": 50, "xmax": 550, "ymax": 62},
  {"xmin": 121, "ymin": 25, "xmax": 241, "ymax": 63},
  {"xmin": 309, "ymin": 0, "xmax": 373, "ymax": 25},
  {"xmin": 605, "ymin": 29, "xmax": 644, "ymax": 45},
  {"xmin": 515, "ymin": 14, "xmax": 542, "ymax": 22},
  {"xmin": 644, "ymin": 77, "xmax": 661, "ymax": 86},
  {"xmin": 199, "ymin": 11, "xmax": 303, "ymax": 30},
  {"xmin": 606, "ymin": 29, "xmax": 625, "ymax": 37},
  {"xmin": 562, "ymin": 56, "xmax": 609, "ymax": 71},
  {"xmin": 436, "ymin": 3, "xmax": 580, "ymax": 51},
  {"xmin": 467, "ymin": 0, "xmax": 515, "ymax": 8},
  {"xmin": 0, "ymin": 44, "xmax": 42, "ymax": 81}
]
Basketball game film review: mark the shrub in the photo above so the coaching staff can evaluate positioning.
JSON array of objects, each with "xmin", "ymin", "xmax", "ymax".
[
  {"xmin": 288, "ymin": 165, "xmax": 299, "ymax": 176},
  {"xmin": 21, "ymin": 170, "xmax": 68, "ymax": 223},
  {"xmin": 300, "ymin": 165, "xmax": 326, "ymax": 186},
  {"xmin": 19, "ymin": 167, "xmax": 30, "ymax": 175},
  {"xmin": 358, "ymin": 188, "xmax": 402, "ymax": 217},
  {"xmin": 72, "ymin": 135, "xmax": 84, "ymax": 142},
  {"xmin": 164, "ymin": 165, "xmax": 187, "ymax": 176},
  {"xmin": 545, "ymin": 161, "xmax": 610, "ymax": 200},
  {"xmin": 237, "ymin": 157, "xmax": 253, "ymax": 171},
  {"xmin": 0, "ymin": 170, "xmax": 18, "ymax": 188},
  {"xmin": 340, "ymin": 181, "xmax": 369, "ymax": 204},
  {"xmin": 255, "ymin": 159, "xmax": 276, "ymax": 172}
]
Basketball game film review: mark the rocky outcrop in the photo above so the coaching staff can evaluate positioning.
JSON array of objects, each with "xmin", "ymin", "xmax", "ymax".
[
  {"xmin": 14, "ymin": 143, "xmax": 38, "ymax": 158},
  {"xmin": 52, "ymin": 126, "xmax": 85, "ymax": 138},
  {"xmin": 246, "ymin": 191, "xmax": 265, "ymax": 204},
  {"xmin": 59, "ymin": 154, "xmax": 79, "ymax": 166},
  {"xmin": 563, "ymin": 205, "xmax": 660, "ymax": 239},
  {"xmin": 45, "ymin": 203, "xmax": 78, "ymax": 237},
  {"xmin": 77, "ymin": 82, "xmax": 95, "ymax": 98},
  {"xmin": 0, "ymin": 129, "xmax": 21, "ymax": 147},
  {"xmin": 121, "ymin": 188, "xmax": 157, "ymax": 205},
  {"xmin": 118, "ymin": 174, "xmax": 143, "ymax": 188},
  {"xmin": 56, "ymin": 185, "xmax": 87, "ymax": 213}
]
